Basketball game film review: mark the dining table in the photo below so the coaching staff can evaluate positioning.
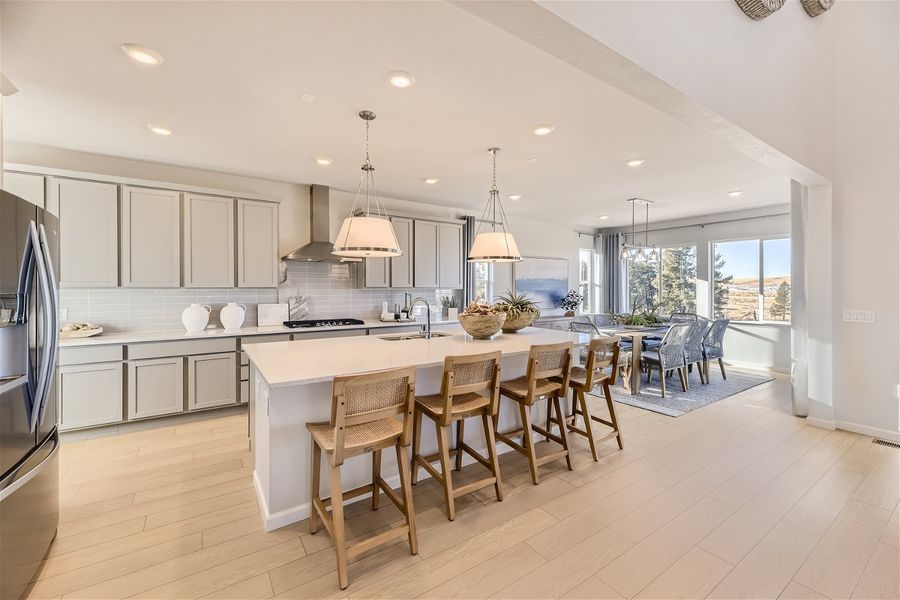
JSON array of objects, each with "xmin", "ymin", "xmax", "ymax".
[{"xmin": 597, "ymin": 325, "xmax": 670, "ymax": 395}]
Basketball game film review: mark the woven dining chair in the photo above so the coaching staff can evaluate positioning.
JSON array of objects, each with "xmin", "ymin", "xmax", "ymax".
[
  {"xmin": 683, "ymin": 317, "xmax": 711, "ymax": 386},
  {"xmin": 495, "ymin": 342, "xmax": 574, "ymax": 485},
  {"xmin": 641, "ymin": 322, "xmax": 691, "ymax": 398},
  {"xmin": 567, "ymin": 336, "xmax": 623, "ymax": 460},
  {"xmin": 411, "ymin": 351, "xmax": 503, "ymax": 521},
  {"xmin": 306, "ymin": 366, "xmax": 417, "ymax": 590},
  {"xmin": 703, "ymin": 318, "xmax": 731, "ymax": 380}
]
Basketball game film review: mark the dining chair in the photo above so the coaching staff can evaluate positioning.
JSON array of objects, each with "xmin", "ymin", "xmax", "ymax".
[
  {"xmin": 683, "ymin": 317, "xmax": 711, "ymax": 385},
  {"xmin": 411, "ymin": 351, "xmax": 503, "ymax": 521},
  {"xmin": 640, "ymin": 322, "xmax": 691, "ymax": 398},
  {"xmin": 306, "ymin": 366, "xmax": 418, "ymax": 590},
  {"xmin": 495, "ymin": 342, "xmax": 574, "ymax": 485},
  {"xmin": 669, "ymin": 312, "xmax": 699, "ymax": 323},
  {"xmin": 567, "ymin": 336, "xmax": 623, "ymax": 460},
  {"xmin": 703, "ymin": 318, "xmax": 730, "ymax": 380}
]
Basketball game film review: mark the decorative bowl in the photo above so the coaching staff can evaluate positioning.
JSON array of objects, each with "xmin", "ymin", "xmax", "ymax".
[
  {"xmin": 501, "ymin": 311, "xmax": 537, "ymax": 333},
  {"xmin": 458, "ymin": 313, "xmax": 506, "ymax": 339}
]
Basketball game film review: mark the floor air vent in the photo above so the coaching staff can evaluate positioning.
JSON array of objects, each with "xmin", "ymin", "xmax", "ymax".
[{"xmin": 872, "ymin": 438, "xmax": 900, "ymax": 449}]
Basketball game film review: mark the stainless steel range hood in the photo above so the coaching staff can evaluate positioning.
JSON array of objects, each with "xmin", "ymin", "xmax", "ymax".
[{"xmin": 282, "ymin": 185, "xmax": 360, "ymax": 263}]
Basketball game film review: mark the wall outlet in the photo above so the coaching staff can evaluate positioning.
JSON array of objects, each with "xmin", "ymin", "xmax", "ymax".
[{"xmin": 842, "ymin": 309, "xmax": 876, "ymax": 323}]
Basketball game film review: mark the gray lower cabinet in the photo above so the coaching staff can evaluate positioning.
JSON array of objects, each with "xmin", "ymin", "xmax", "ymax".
[
  {"xmin": 128, "ymin": 357, "xmax": 185, "ymax": 419},
  {"xmin": 187, "ymin": 352, "xmax": 237, "ymax": 410},
  {"xmin": 58, "ymin": 362, "xmax": 123, "ymax": 430}
]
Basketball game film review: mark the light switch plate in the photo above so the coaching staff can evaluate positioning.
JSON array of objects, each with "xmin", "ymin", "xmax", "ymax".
[
  {"xmin": 59, "ymin": 308, "xmax": 68, "ymax": 320},
  {"xmin": 842, "ymin": 309, "xmax": 876, "ymax": 323}
]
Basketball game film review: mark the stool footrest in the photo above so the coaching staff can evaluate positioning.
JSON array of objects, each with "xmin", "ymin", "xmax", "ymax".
[
  {"xmin": 453, "ymin": 477, "xmax": 497, "ymax": 497},
  {"xmin": 346, "ymin": 525, "xmax": 410, "ymax": 560}
]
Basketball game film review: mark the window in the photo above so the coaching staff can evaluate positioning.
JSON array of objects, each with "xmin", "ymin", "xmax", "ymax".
[
  {"xmin": 763, "ymin": 238, "xmax": 791, "ymax": 321},
  {"xmin": 659, "ymin": 245, "xmax": 697, "ymax": 315},
  {"xmin": 627, "ymin": 256, "xmax": 659, "ymax": 313},
  {"xmin": 472, "ymin": 262, "xmax": 492, "ymax": 303},
  {"xmin": 578, "ymin": 249, "xmax": 601, "ymax": 312},
  {"xmin": 713, "ymin": 237, "xmax": 790, "ymax": 322}
]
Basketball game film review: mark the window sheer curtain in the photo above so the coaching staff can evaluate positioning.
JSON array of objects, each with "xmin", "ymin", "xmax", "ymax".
[
  {"xmin": 601, "ymin": 232, "xmax": 626, "ymax": 314},
  {"xmin": 463, "ymin": 216, "xmax": 476, "ymax": 307}
]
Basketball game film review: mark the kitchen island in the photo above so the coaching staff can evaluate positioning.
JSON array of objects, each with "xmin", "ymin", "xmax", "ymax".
[{"xmin": 243, "ymin": 325, "xmax": 589, "ymax": 530}]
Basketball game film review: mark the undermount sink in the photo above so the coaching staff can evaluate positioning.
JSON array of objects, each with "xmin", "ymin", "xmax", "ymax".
[{"xmin": 378, "ymin": 331, "xmax": 452, "ymax": 341}]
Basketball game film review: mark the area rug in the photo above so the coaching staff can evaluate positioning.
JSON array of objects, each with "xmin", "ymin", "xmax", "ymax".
[{"xmin": 591, "ymin": 370, "xmax": 774, "ymax": 417}]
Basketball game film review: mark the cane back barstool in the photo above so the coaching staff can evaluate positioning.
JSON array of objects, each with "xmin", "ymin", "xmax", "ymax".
[
  {"xmin": 495, "ymin": 342, "xmax": 574, "ymax": 485},
  {"xmin": 306, "ymin": 366, "xmax": 418, "ymax": 590},
  {"xmin": 411, "ymin": 351, "xmax": 503, "ymax": 521},
  {"xmin": 566, "ymin": 336, "xmax": 623, "ymax": 461}
]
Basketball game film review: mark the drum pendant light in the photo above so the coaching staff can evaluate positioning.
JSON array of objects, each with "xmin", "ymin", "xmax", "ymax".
[
  {"xmin": 332, "ymin": 110, "xmax": 402, "ymax": 258},
  {"xmin": 468, "ymin": 148, "xmax": 522, "ymax": 263}
]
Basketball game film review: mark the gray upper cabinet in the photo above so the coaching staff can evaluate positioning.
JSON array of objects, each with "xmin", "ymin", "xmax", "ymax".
[
  {"xmin": 184, "ymin": 194, "xmax": 235, "ymax": 288},
  {"xmin": 52, "ymin": 178, "xmax": 119, "ymax": 288},
  {"xmin": 438, "ymin": 222, "xmax": 464, "ymax": 288},
  {"xmin": 121, "ymin": 186, "xmax": 181, "ymax": 288},
  {"xmin": 390, "ymin": 217, "xmax": 414, "ymax": 288},
  {"xmin": 413, "ymin": 219, "xmax": 440, "ymax": 288},
  {"xmin": 362, "ymin": 257, "xmax": 390, "ymax": 288},
  {"xmin": 236, "ymin": 199, "xmax": 279, "ymax": 288},
  {"xmin": 3, "ymin": 172, "xmax": 45, "ymax": 210}
]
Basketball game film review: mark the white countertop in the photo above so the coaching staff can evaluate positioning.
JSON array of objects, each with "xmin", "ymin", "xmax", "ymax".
[
  {"xmin": 242, "ymin": 325, "xmax": 590, "ymax": 387},
  {"xmin": 58, "ymin": 318, "xmax": 458, "ymax": 348}
]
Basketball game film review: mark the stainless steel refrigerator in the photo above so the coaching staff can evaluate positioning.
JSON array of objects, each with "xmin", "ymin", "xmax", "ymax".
[{"xmin": 0, "ymin": 189, "xmax": 60, "ymax": 599}]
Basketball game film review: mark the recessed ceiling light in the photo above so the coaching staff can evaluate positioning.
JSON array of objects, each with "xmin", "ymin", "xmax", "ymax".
[
  {"xmin": 533, "ymin": 124, "xmax": 554, "ymax": 136},
  {"xmin": 626, "ymin": 158, "xmax": 646, "ymax": 167},
  {"xmin": 727, "ymin": 190, "xmax": 743, "ymax": 197},
  {"xmin": 299, "ymin": 93, "xmax": 316, "ymax": 104},
  {"xmin": 121, "ymin": 43, "xmax": 164, "ymax": 65},
  {"xmin": 387, "ymin": 70, "xmax": 416, "ymax": 88},
  {"xmin": 315, "ymin": 157, "xmax": 333, "ymax": 166},
  {"xmin": 598, "ymin": 215, "xmax": 610, "ymax": 220},
  {"xmin": 508, "ymin": 194, "xmax": 522, "ymax": 201},
  {"xmin": 423, "ymin": 178, "xmax": 439, "ymax": 185},
  {"xmin": 525, "ymin": 157, "xmax": 538, "ymax": 163},
  {"xmin": 147, "ymin": 124, "xmax": 172, "ymax": 136}
]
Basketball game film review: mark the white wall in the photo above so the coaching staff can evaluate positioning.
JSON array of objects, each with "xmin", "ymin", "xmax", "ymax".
[{"xmin": 604, "ymin": 206, "xmax": 792, "ymax": 372}]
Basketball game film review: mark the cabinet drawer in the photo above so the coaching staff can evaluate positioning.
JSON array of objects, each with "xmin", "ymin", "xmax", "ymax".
[
  {"xmin": 240, "ymin": 365, "xmax": 249, "ymax": 380},
  {"xmin": 291, "ymin": 329, "xmax": 366, "ymax": 341},
  {"xmin": 241, "ymin": 351, "xmax": 248, "ymax": 366},
  {"xmin": 58, "ymin": 363, "xmax": 123, "ymax": 430},
  {"xmin": 240, "ymin": 334, "xmax": 291, "ymax": 346},
  {"xmin": 128, "ymin": 338, "xmax": 236, "ymax": 360},
  {"xmin": 59, "ymin": 345, "xmax": 124, "ymax": 366},
  {"xmin": 188, "ymin": 353, "xmax": 237, "ymax": 410},
  {"xmin": 127, "ymin": 357, "xmax": 184, "ymax": 419},
  {"xmin": 239, "ymin": 380, "xmax": 249, "ymax": 404}
]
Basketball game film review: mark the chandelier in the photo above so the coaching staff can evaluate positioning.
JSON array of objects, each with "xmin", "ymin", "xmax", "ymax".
[
  {"xmin": 619, "ymin": 198, "xmax": 658, "ymax": 263},
  {"xmin": 468, "ymin": 148, "xmax": 522, "ymax": 263}
]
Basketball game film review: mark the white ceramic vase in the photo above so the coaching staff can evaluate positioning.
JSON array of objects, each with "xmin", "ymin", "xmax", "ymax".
[
  {"xmin": 220, "ymin": 303, "xmax": 247, "ymax": 330},
  {"xmin": 181, "ymin": 303, "xmax": 211, "ymax": 333}
]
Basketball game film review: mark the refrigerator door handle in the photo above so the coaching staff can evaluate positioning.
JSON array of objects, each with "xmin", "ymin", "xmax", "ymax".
[
  {"xmin": 26, "ymin": 222, "xmax": 52, "ymax": 433},
  {"xmin": 14, "ymin": 219, "xmax": 37, "ymax": 326},
  {"xmin": 0, "ymin": 427, "xmax": 58, "ymax": 502},
  {"xmin": 36, "ymin": 224, "xmax": 59, "ymax": 427}
]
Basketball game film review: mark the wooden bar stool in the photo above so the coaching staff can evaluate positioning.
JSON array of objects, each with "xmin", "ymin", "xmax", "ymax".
[
  {"xmin": 567, "ymin": 336, "xmax": 624, "ymax": 461},
  {"xmin": 411, "ymin": 351, "xmax": 503, "ymax": 521},
  {"xmin": 495, "ymin": 342, "xmax": 574, "ymax": 485},
  {"xmin": 306, "ymin": 366, "xmax": 418, "ymax": 590}
]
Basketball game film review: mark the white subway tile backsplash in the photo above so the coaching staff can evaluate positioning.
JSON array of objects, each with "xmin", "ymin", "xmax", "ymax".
[{"xmin": 59, "ymin": 262, "xmax": 462, "ymax": 332}]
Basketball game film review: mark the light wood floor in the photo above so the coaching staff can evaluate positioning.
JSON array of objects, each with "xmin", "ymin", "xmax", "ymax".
[{"xmin": 31, "ymin": 374, "xmax": 899, "ymax": 599}]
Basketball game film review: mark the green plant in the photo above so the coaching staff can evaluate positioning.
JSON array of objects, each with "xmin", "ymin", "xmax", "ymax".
[
  {"xmin": 493, "ymin": 290, "xmax": 540, "ymax": 319},
  {"xmin": 610, "ymin": 303, "xmax": 664, "ymax": 327}
]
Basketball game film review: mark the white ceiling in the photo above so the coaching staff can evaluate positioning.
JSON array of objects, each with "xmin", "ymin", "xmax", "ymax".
[{"xmin": 1, "ymin": 1, "xmax": 789, "ymax": 228}]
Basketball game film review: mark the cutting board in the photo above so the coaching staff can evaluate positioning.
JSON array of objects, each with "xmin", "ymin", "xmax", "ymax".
[{"xmin": 258, "ymin": 303, "xmax": 289, "ymax": 327}]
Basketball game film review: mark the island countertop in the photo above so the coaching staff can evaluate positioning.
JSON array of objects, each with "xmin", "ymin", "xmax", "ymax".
[{"xmin": 243, "ymin": 325, "xmax": 589, "ymax": 388}]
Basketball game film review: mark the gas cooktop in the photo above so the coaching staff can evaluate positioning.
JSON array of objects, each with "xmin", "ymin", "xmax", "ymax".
[{"xmin": 283, "ymin": 318, "xmax": 366, "ymax": 329}]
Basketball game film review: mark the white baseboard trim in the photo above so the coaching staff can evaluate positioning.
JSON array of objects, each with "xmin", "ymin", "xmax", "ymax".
[
  {"xmin": 723, "ymin": 360, "xmax": 790, "ymax": 375},
  {"xmin": 834, "ymin": 421, "xmax": 900, "ymax": 443},
  {"xmin": 805, "ymin": 417, "xmax": 836, "ymax": 431},
  {"xmin": 253, "ymin": 444, "xmax": 514, "ymax": 531}
]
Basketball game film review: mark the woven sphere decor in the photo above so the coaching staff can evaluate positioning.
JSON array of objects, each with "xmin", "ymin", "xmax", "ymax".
[
  {"xmin": 735, "ymin": 0, "xmax": 786, "ymax": 19},
  {"xmin": 801, "ymin": 0, "xmax": 835, "ymax": 16}
]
